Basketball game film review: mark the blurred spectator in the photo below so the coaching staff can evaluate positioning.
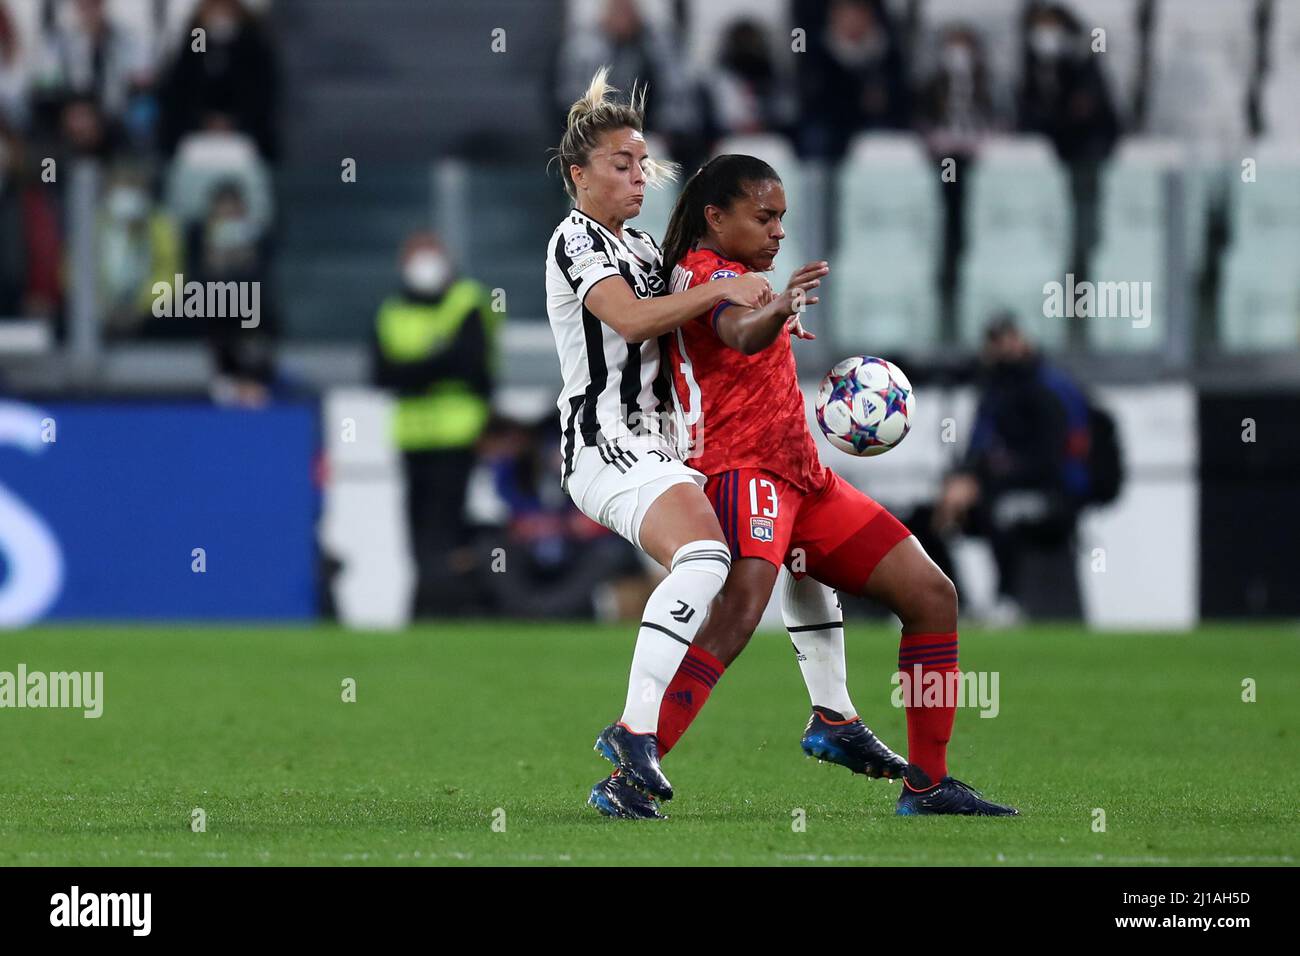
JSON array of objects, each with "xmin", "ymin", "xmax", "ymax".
[
  {"xmin": 36, "ymin": 0, "xmax": 152, "ymax": 121},
  {"xmin": 916, "ymin": 26, "xmax": 999, "ymax": 157},
  {"xmin": 372, "ymin": 232, "xmax": 500, "ymax": 618},
  {"xmin": 703, "ymin": 19, "xmax": 796, "ymax": 141},
  {"xmin": 134, "ymin": 178, "xmax": 275, "ymax": 403},
  {"xmin": 796, "ymin": 0, "xmax": 909, "ymax": 159},
  {"xmin": 0, "ymin": 121, "xmax": 60, "ymax": 319},
  {"xmin": 475, "ymin": 418, "xmax": 647, "ymax": 619},
  {"xmin": 915, "ymin": 25, "xmax": 1002, "ymax": 322},
  {"xmin": 159, "ymin": 0, "xmax": 278, "ymax": 159},
  {"xmin": 58, "ymin": 92, "xmax": 120, "ymax": 159},
  {"xmin": 552, "ymin": 0, "xmax": 692, "ymax": 144},
  {"xmin": 0, "ymin": 2, "xmax": 30, "ymax": 129},
  {"xmin": 188, "ymin": 179, "xmax": 277, "ymax": 406},
  {"xmin": 1016, "ymin": 2, "xmax": 1120, "ymax": 276},
  {"xmin": 97, "ymin": 166, "xmax": 181, "ymax": 337},
  {"xmin": 909, "ymin": 316, "xmax": 1107, "ymax": 622}
]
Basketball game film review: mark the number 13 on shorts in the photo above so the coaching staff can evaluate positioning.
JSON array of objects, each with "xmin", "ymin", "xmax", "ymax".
[
  {"xmin": 707, "ymin": 469, "xmax": 797, "ymax": 564},
  {"xmin": 749, "ymin": 477, "xmax": 778, "ymax": 518}
]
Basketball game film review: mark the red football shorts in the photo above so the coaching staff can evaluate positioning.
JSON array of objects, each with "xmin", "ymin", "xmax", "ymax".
[{"xmin": 703, "ymin": 468, "xmax": 912, "ymax": 594}]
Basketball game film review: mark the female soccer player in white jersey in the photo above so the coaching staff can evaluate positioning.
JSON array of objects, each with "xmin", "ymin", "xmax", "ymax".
[{"xmin": 544, "ymin": 69, "xmax": 808, "ymax": 819}]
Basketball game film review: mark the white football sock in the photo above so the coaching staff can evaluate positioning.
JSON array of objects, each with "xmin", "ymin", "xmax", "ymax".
[
  {"xmin": 619, "ymin": 540, "xmax": 730, "ymax": 733},
  {"xmin": 781, "ymin": 569, "xmax": 857, "ymax": 719}
]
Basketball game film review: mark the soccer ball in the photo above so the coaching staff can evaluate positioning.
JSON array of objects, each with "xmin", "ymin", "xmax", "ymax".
[{"xmin": 815, "ymin": 356, "xmax": 915, "ymax": 457}]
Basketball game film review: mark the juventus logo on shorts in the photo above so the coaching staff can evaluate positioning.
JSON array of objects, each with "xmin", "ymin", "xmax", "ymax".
[
  {"xmin": 597, "ymin": 440, "xmax": 638, "ymax": 474},
  {"xmin": 669, "ymin": 600, "xmax": 695, "ymax": 623}
]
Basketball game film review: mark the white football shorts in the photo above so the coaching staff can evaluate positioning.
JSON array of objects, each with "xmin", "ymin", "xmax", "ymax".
[{"xmin": 564, "ymin": 435, "xmax": 706, "ymax": 553}]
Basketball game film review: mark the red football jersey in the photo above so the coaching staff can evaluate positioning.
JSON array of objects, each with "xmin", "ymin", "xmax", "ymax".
[{"xmin": 665, "ymin": 247, "xmax": 826, "ymax": 494}]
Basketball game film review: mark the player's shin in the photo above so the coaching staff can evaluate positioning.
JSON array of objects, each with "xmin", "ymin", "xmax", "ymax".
[
  {"xmin": 897, "ymin": 631, "xmax": 959, "ymax": 785},
  {"xmin": 656, "ymin": 641, "xmax": 724, "ymax": 756},
  {"xmin": 782, "ymin": 570, "xmax": 857, "ymax": 720},
  {"xmin": 619, "ymin": 540, "xmax": 731, "ymax": 734}
]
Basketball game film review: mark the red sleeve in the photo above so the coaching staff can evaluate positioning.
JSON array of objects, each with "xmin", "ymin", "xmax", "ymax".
[{"xmin": 684, "ymin": 251, "xmax": 748, "ymax": 332}]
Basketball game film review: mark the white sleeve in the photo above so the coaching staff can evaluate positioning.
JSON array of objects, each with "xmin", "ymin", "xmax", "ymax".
[{"xmin": 552, "ymin": 223, "xmax": 623, "ymax": 305}]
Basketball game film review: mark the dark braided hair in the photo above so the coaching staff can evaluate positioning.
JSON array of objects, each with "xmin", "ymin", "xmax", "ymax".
[{"xmin": 660, "ymin": 154, "xmax": 781, "ymax": 282}]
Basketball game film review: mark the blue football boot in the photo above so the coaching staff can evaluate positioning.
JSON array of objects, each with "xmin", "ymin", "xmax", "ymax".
[
  {"xmin": 895, "ymin": 764, "xmax": 1019, "ymax": 816},
  {"xmin": 593, "ymin": 723, "xmax": 673, "ymax": 800},
  {"xmin": 587, "ymin": 773, "xmax": 667, "ymax": 820},
  {"xmin": 800, "ymin": 707, "xmax": 908, "ymax": 779}
]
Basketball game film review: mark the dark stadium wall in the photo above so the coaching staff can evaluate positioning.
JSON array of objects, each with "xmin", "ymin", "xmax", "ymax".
[{"xmin": 1199, "ymin": 392, "xmax": 1300, "ymax": 618}]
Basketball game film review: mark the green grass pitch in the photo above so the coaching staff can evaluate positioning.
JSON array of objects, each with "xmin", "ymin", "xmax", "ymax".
[{"xmin": 0, "ymin": 622, "xmax": 1295, "ymax": 866}]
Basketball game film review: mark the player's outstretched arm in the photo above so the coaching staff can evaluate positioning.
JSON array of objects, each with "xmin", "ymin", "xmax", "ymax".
[
  {"xmin": 585, "ymin": 272, "xmax": 772, "ymax": 343},
  {"xmin": 715, "ymin": 260, "xmax": 826, "ymax": 355}
]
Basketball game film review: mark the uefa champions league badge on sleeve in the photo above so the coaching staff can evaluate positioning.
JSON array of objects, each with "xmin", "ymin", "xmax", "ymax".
[{"xmin": 565, "ymin": 232, "xmax": 595, "ymax": 258}]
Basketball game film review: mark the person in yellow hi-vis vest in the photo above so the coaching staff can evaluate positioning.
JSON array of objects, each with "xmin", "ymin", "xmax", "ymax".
[{"xmin": 372, "ymin": 232, "xmax": 499, "ymax": 618}]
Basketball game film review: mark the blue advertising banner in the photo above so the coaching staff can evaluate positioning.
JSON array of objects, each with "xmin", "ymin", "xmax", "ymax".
[{"xmin": 0, "ymin": 400, "xmax": 319, "ymax": 624}]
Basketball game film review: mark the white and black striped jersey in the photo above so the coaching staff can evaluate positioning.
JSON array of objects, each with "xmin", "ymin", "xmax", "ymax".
[{"xmin": 545, "ymin": 208, "xmax": 677, "ymax": 486}]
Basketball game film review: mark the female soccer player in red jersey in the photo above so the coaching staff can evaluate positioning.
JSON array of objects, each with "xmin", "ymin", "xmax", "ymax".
[
  {"xmin": 652, "ymin": 154, "xmax": 1017, "ymax": 815},
  {"xmin": 545, "ymin": 73, "xmax": 783, "ymax": 819}
]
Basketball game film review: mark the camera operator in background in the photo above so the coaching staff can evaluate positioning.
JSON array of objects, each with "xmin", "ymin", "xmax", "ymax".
[
  {"xmin": 912, "ymin": 315, "xmax": 1120, "ymax": 624},
  {"xmin": 372, "ymin": 231, "xmax": 499, "ymax": 619}
]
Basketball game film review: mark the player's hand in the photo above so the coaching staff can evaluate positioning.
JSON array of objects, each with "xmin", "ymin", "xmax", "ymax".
[
  {"xmin": 785, "ymin": 260, "xmax": 828, "ymax": 298},
  {"xmin": 775, "ymin": 287, "xmax": 818, "ymax": 321},
  {"xmin": 722, "ymin": 273, "xmax": 773, "ymax": 310},
  {"xmin": 785, "ymin": 313, "xmax": 816, "ymax": 341}
]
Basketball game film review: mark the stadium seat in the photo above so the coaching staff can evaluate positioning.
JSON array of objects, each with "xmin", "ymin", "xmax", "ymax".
[
  {"xmin": 1087, "ymin": 139, "xmax": 1185, "ymax": 352},
  {"xmin": 1219, "ymin": 251, "xmax": 1300, "ymax": 351},
  {"xmin": 832, "ymin": 132, "xmax": 941, "ymax": 349},
  {"xmin": 1146, "ymin": 0, "xmax": 1254, "ymax": 149},
  {"xmin": 1217, "ymin": 139, "xmax": 1300, "ymax": 350},
  {"xmin": 164, "ymin": 131, "xmax": 274, "ymax": 229},
  {"xmin": 958, "ymin": 136, "xmax": 1071, "ymax": 348},
  {"xmin": 831, "ymin": 260, "xmax": 940, "ymax": 354},
  {"xmin": 1225, "ymin": 140, "xmax": 1300, "ymax": 257}
]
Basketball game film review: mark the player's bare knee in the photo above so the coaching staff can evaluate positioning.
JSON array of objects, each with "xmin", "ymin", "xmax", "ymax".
[
  {"xmin": 899, "ymin": 568, "xmax": 957, "ymax": 632},
  {"xmin": 922, "ymin": 569, "xmax": 958, "ymax": 630}
]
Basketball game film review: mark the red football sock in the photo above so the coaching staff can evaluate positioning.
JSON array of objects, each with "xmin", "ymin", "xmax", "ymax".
[
  {"xmin": 657, "ymin": 644, "xmax": 724, "ymax": 756},
  {"xmin": 897, "ymin": 631, "xmax": 959, "ymax": 785}
]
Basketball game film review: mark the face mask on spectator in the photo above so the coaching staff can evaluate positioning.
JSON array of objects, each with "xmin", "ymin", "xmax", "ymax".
[
  {"xmin": 209, "ymin": 217, "xmax": 258, "ymax": 251},
  {"xmin": 1030, "ymin": 24, "xmax": 1066, "ymax": 59},
  {"xmin": 404, "ymin": 252, "xmax": 452, "ymax": 295},
  {"xmin": 941, "ymin": 43, "xmax": 974, "ymax": 77},
  {"xmin": 107, "ymin": 187, "xmax": 149, "ymax": 222}
]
